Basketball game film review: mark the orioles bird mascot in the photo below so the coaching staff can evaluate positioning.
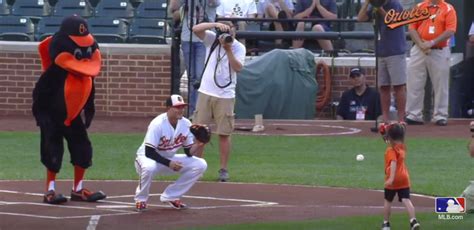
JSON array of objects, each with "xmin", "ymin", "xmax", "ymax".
[{"xmin": 32, "ymin": 15, "xmax": 106, "ymax": 204}]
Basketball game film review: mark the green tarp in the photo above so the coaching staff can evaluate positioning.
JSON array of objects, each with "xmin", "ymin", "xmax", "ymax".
[{"xmin": 235, "ymin": 48, "xmax": 318, "ymax": 119}]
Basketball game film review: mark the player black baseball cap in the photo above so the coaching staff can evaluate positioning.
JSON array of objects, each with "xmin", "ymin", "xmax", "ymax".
[
  {"xmin": 59, "ymin": 15, "xmax": 94, "ymax": 47},
  {"xmin": 349, "ymin": 67, "xmax": 364, "ymax": 78},
  {"xmin": 166, "ymin": 95, "xmax": 187, "ymax": 107}
]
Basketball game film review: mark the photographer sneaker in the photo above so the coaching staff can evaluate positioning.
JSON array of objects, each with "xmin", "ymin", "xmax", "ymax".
[{"xmin": 218, "ymin": 168, "xmax": 229, "ymax": 182}]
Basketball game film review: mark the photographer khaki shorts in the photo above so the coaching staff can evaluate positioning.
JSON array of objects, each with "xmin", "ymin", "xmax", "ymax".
[{"xmin": 194, "ymin": 93, "xmax": 235, "ymax": 135}]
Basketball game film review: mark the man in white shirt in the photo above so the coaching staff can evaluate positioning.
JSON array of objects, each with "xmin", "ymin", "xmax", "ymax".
[
  {"xmin": 192, "ymin": 21, "xmax": 246, "ymax": 182},
  {"xmin": 134, "ymin": 95, "xmax": 207, "ymax": 211}
]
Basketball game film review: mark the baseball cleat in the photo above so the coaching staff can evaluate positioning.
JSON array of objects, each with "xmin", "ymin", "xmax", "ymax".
[
  {"xmin": 70, "ymin": 188, "xmax": 106, "ymax": 202},
  {"xmin": 166, "ymin": 200, "xmax": 188, "ymax": 210},
  {"xmin": 135, "ymin": 201, "xmax": 147, "ymax": 212},
  {"xmin": 43, "ymin": 190, "xmax": 67, "ymax": 204}
]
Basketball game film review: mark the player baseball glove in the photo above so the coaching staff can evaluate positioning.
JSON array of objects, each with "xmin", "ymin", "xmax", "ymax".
[{"xmin": 190, "ymin": 124, "xmax": 211, "ymax": 144}]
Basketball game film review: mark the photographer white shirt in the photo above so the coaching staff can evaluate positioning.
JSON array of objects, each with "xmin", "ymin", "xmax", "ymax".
[{"xmin": 198, "ymin": 30, "xmax": 246, "ymax": 98}]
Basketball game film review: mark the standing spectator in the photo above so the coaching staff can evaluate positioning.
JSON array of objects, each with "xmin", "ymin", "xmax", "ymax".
[
  {"xmin": 337, "ymin": 67, "xmax": 382, "ymax": 120},
  {"xmin": 357, "ymin": 0, "xmax": 407, "ymax": 124},
  {"xmin": 406, "ymin": 0, "xmax": 457, "ymax": 126},
  {"xmin": 216, "ymin": 0, "xmax": 258, "ymax": 45},
  {"xmin": 169, "ymin": 0, "xmax": 220, "ymax": 117},
  {"xmin": 192, "ymin": 22, "xmax": 246, "ymax": 182},
  {"xmin": 258, "ymin": 0, "xmax": 294, "ymax": 46},
  {"xmin": 292, "ymin": 0, "xmax": 337, "ymax": 52},
  {"xmin": 134, "ymin": 95, "xmax": 207, "ymax": 211}
]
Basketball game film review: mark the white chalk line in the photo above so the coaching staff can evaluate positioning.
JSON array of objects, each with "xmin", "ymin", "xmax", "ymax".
[
  {"xmin": 0, "ymin": 189, "xmax": 278, "ymax": 220},
  {"xmin": 86, "ymin": 215, "xmax": 101, "ymax": 230},
  {"xmin": 233, "ymin": 123, "xmax": 361, "ymax": 136}
]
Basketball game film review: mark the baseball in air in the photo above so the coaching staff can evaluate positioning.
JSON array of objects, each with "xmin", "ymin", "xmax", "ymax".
[{"xmin": 356, "ymin": 154, "xmax": 365, "ymax": 161}]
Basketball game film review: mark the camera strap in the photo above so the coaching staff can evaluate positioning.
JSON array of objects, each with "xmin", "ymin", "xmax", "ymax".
[
  {"xmin": 198, "ymin": 38, "xmax": 219, "ymax": 83},
  {"xmin": 199, "ymin": 37, "xmax": 232, "ymax": 89}
]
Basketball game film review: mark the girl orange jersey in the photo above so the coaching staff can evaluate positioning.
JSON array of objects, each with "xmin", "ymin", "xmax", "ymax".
[{"xmin": 384, "ymin": 143, "xmax": 410, "ymax": 189}]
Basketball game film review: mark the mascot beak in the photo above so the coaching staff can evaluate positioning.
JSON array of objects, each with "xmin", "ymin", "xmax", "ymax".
[{"xmin": 55, "ymin": 48, "xmax": 101, "ymax": 77}]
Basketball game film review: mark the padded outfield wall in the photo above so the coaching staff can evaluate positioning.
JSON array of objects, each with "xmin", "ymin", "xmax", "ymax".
[{"xmin": 0, "ymin": 41, "xmax": 463, "ymax": 118}]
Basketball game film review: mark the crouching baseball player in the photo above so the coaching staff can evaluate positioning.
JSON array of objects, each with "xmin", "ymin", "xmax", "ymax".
[{"xmin": 134, "ymin": 95, "xmax": 208, "ymax": 211}]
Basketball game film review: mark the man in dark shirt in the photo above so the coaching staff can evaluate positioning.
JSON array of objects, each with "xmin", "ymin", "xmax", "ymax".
[
  {"xmin": 358, "ymin": 0, "xmax": 407, "ymax": 124},
  {"xmin": 337, "ymin": 68, "xmax": 382, "ymax": 120}
]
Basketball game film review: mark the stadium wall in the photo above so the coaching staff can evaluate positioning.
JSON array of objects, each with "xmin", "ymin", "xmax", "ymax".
[
  {"xmin": 0, "ymin": 41, "xmax": 171, "ymax": 117},
  {"xmin": 0, "ymin": 41, "xmax": 463, "ymax": 119}
]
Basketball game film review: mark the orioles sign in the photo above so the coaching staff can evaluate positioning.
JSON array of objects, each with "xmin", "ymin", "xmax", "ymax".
[{"xmin": 384, "ymin": 6, "xmax": 430, "ymax": 29}]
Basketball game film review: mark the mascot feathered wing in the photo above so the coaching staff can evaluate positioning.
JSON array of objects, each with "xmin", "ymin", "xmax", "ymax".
[{"xmin": 32, "ymin": 15, "xmax": 106, "ymax": 204}]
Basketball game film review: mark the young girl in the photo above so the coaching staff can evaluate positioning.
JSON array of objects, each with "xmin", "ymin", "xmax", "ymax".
[{"xmin": 382, "ymin": 122, "xmax": 420, "ymax": 230}]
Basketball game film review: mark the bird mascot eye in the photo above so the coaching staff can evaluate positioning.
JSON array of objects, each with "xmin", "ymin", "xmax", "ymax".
[
  {"xmin": 86, "ymin": 47, "xmax": 92, "ymax": 58},
  {"xmin": 74, "ymin": 48, "xmax": 83, "ymax": 60}
]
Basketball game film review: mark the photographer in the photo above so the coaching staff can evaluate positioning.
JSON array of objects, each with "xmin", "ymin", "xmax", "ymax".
[
  {"xmin": 169, "ymin": 0, "xmax": 220, "ymax": 116},
  {"xmin": 192, "ymin": 22, "xmax": 246, "ymax": 182}
]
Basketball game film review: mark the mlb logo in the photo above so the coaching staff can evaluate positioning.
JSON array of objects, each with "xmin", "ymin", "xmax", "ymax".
[{"xmin": 435, "ymin": 197, "xmax": 466, "ymax": 213}]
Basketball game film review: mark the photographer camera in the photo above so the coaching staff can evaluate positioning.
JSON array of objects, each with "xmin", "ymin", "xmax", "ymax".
[{"xmin": 191, "ymin": 21, "xmax": 246, "ymax": 182}]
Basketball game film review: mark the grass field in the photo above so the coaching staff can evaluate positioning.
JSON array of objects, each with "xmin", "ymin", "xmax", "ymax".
[{"xmin": 1, "ymin": 131, "xmax": 473, "ymax": 229}]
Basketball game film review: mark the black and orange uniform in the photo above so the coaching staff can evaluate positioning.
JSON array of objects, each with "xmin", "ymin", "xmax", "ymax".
[{"xmin": 32, "ymin": 15, "xmax": 105, "ymax": 204}]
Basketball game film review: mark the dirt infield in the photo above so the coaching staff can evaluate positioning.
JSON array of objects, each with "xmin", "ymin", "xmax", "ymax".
[
  {"xmin": 0, "ymin": 180, "xmax": 435, "ymax": 230},
  {"xmin": 0, "ymin": 115, "xmax": 471, "ymax": 138},
  {"xmin": 0, "ymin": 115, "xmax": 471, "ymax": 229}
]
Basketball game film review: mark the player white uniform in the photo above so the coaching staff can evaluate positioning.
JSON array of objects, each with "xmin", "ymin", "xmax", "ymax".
[{"xmin": 134, "ymin": 113, "xmax": 207, "ymax": 203}]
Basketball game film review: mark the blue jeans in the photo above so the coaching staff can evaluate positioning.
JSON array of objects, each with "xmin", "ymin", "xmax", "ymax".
[{"xmin": 181, "ymin": 41, "xmax": 206, "ymax": 116}]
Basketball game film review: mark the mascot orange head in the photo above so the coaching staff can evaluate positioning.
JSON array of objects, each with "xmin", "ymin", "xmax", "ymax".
[{"xmin": 39, "ymin": 15, "xmax": 101, "ymax": 77}]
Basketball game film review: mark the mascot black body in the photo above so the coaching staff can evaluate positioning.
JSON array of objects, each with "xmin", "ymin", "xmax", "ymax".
[{"xmin": 32, "ymin": 15, "xmax": 106, "ymax": 204}]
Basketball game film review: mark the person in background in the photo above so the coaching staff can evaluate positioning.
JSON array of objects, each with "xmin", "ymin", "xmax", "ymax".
[
  {"xmin": 357, "ymin": 0, "xmax": 407, "ymax": 124},
  {"xmin": 258, "ymin": 0, "xmax": 294, "ymax": 46},
  {"xmin": 406, "ymin": 0, "xmax": 457, "ymax": 126},
  {"xmin": 292, "ymin": 0, "xmax": 337, "ymax": 52},
  {"xmin": 337, "ymin": 67, "xmax": 382, "ymax": 120},
  {"xmin": 169, "ymin": 0, "xmax": 220, "ymax": 117},
  {"xmin": 216, "ymin": 0, "xmax": 258, "ymax": 45},
  {"xmin": 192, "ymin": 21, "xmax": 246, "ymax": 182}
]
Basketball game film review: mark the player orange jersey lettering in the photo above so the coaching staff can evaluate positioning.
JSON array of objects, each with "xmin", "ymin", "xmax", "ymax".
[
  {"xmin": 409, "ymin": 0, "xmax": 457, "ymax": 48},
  {"xmin": 384, "ymin": 143, "xmax": 410, "ymax": 189}
]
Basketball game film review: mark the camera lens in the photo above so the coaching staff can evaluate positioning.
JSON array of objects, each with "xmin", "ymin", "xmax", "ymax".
[{"xmin": 222, "ymin": 34, "xmax": 233, "ymax": 43}]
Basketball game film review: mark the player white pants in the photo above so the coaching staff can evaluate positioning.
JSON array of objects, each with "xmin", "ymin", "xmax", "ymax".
[{"xmin": 134, "ymin": 154, "xmax": 207, "ymax": 203}]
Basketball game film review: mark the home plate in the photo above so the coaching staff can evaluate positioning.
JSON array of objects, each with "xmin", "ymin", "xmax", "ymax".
[{"xmin": 96, "ymin": 205, "xmax": 132, "ymax": 209}]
